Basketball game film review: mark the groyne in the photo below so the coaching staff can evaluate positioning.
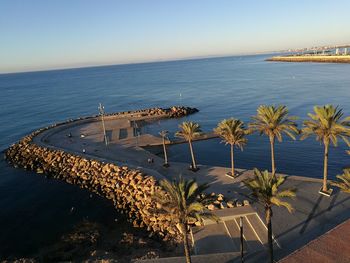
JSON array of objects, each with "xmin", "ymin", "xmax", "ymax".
[
  {"xmin": 266, "ymin": 55, "xmax": 350, "ymax": 63},
  {"xmin": 4, "ymin": 106, "xmax": 198, "ymax": 243}
]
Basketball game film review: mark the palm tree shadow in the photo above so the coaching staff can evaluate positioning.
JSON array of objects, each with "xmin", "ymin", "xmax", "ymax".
[
  {"xmin": 276, "ymin": 194, "xmax": 350, "ymax": 239},
  {"xmin": 327, "ymin": 188, "xmax": 340, "ymax": 211},
  {"xmin": 299, "ymin": 195, "xmax": 323, "ymax": 234},
  {"xmin": 299, "ymin": 188, "xmax": 342, "ymax": 235}
]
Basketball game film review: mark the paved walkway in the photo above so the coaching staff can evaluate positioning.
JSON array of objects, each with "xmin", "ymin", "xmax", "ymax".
[
  {"xmin": 32, "ymin": 114, "xmax": 350, "ymax": 262},
  {"xmin": 192, "ymin": 206, "xmax": 268, "ymax": 256},
  {"xmin": 279, "ymin": 219, "xmax": 350, "ymax": 263},
  {"xmin": 136, "ymin": 252, "xmax": 242, "ymax": 263}
]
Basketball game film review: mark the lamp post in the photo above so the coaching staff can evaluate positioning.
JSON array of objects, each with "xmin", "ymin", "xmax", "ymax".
[
  {"xmin": 133, "ymin": 121, "xmax": 140, "ymax": 147},
  {"xmin": 159, "ymin": 130, "xmax": 169, "ymax": 167},
  {"xmin": 98, "ymin": 103, "xmax": 108, "ymax": 146},
  {"xmin": 240, "ymin": 216, "xmax": 244, "ymax": 263}
]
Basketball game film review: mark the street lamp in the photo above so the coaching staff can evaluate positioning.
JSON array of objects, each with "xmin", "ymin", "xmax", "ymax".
[
  {"xmin": 98, "ymin": 103, "xmax": 108, "ymax": 146},
  {"xmin": 133, "ymin": 121, "xmax": 140, "ymax": 147},
  {"xmin": 159, "ymin": 130, "xmax": 169, "ymax": 167}
]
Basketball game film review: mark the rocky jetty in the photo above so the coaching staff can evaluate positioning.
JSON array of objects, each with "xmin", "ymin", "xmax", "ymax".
[
  {"xmin": 4, "ymin": 106, "xmax": 198, "ymax": 243},
  {"xmin": 104, "ymin": 106, "xmax": 199, "ymax": 119},
  {"xmin": 6, "ymin": 143, "xmax": 179, "ymax": 241}
]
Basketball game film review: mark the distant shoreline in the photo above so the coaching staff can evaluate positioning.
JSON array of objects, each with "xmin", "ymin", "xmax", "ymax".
[{"xmin": 267, "ymin": 55, "xmax": 350, "ymax": 63}]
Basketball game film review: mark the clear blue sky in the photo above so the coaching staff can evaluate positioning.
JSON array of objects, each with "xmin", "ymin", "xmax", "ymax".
[{"xmin": 1, "ymin": 0, "xmax": 350, "ymax": 73}]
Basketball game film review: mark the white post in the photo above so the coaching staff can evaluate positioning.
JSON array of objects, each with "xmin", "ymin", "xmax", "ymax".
[{"xmin": 98, "ymin": 103, "xmax": 108, "ymax": 146}]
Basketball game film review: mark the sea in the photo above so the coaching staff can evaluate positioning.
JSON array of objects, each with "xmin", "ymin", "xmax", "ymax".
[{"xmin": 1, "ymin": 54, "xmax": 349, "ymax": 258}]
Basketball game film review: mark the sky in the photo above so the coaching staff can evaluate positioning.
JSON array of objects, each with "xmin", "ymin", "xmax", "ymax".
[{"xmin": 1, "ymin": 0, "xmax": 350, "ymax": 73}]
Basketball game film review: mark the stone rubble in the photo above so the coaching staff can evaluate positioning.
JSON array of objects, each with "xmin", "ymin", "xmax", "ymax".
[{"xmin": 4, "ymin": 106, "xmax": 198, "ymax": 243}]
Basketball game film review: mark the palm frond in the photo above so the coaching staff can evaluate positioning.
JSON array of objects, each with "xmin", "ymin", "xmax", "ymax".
[
  {"xmin": 249, "ymin": 105, "xmax": 299, "ymax": 142},
  {"xmin": 331, "ymin": 169, "xmax": 350, "ymax": 193},
  {"xmin": 301, "ymin": 105, "xmax": 350, "ymax": 147},
  {"xmin": 154, "ymin": 177, "xmax": 217, "ymax": 228},
  {"xmin": 199, "ymin": 212, "xmax": 221, "ymax": 223},
  {"xmin": 270, "ymin": 197, "xmax": 294, "ymax": 213},
  {"xmin": 214, "ymin": 118, "xmax": 248, "ymax": 149},
  {"xmin": 244, "ymin": 169, "xmax": 295, "ymax": 215},
  {"xmin": 187, "ymin": 202, "xmax": 205, "ymax": 213},
  {"xmin": 176, "ymin": 121, "xmax": 202, "ymax": 141}
]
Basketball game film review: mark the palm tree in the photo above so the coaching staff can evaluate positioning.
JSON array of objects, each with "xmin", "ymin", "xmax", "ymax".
[
  {"xmin": 331, "ymin": 169, "xmax": 350, "ymax": 193},
  {"xmin": 244, "ymin": 169, "xmax": 296, "ymax": 263},
  {"xmin": 249, "ymin": 105, "xmax": 299, "ymax": 176},
  {"xmin": 159, "ymin": 130, "xmax": 169, "ymax": 167},
  {"xmin": 155, "ymin": 178, "xmax": 218, "ymax": 263},
  {"xmin": 176, "ymin": 122, "xmax": 202, "ymax": 171},
  {"xmin": 214, "ymin": 118, "xmax": 248, "ymax": 177},
  {"xmin": 301, "ymin": 105, "xmax": 350, "ymax": 193}
]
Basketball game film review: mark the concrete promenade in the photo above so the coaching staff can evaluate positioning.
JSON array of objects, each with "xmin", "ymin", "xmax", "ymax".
[{"xmin": 32, "ymin": 114, "xmax": 350, "ymax": 262}]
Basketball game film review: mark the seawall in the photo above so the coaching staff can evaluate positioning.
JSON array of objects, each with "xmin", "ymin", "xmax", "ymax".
[{"xmin": 4, "ymin": 106, "xmax": 198, "ymax": 243}]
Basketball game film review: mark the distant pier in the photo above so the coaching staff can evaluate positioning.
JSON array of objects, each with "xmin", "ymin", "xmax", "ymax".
[{"xmin": 267, "ymin": 55, "xmax": 350, "ymax": 63}]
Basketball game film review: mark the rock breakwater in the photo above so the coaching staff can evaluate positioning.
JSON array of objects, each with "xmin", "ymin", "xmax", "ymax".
[
  {"xmin": 104, "ymin": 106, "xmax": 199, "ymax": 119},
  {"xmin": 4, "ymin": 106, "xmax": 198, "ymax": 242}
]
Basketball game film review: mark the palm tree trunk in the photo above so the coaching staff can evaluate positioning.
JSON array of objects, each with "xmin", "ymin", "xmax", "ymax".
[
  {"xmin": 270, "ymin": 136, "xmax": 276, "ymax": 176},
  {"xmin": 182, "ymin": 223, "xmax": 192, "ymax": 263},
  {"xmin": 231, "ymin": 144, "xmax": 235, "ymax": 177},
  {"xmin": 162, "ymin": 136, "xmax": 168, "ymax": 165},
  {"xmin": 188, "ymin": 140, "xmax": 197, "ymax": 170},
  {"xmin": 266, "ymin": 206, "xmax": 273, "ymax": 263},
  {"xmin": 322, "ymin": 141, "xmax": 329, "ymax": 192}
]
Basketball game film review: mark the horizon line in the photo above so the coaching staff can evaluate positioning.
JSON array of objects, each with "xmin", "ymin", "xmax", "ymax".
[
  {"xmin": 3, "ymin": 41, "xmax": 350, "ymax": 75},
  {"xmin": 0, "ymin": 50, "xmax": 280, "ymax": 75}
]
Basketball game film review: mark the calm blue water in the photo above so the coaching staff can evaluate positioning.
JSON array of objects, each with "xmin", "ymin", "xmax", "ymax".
[{"xmin": 1, "ymin": 54, "xmax": 350, "ymax": 257}]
